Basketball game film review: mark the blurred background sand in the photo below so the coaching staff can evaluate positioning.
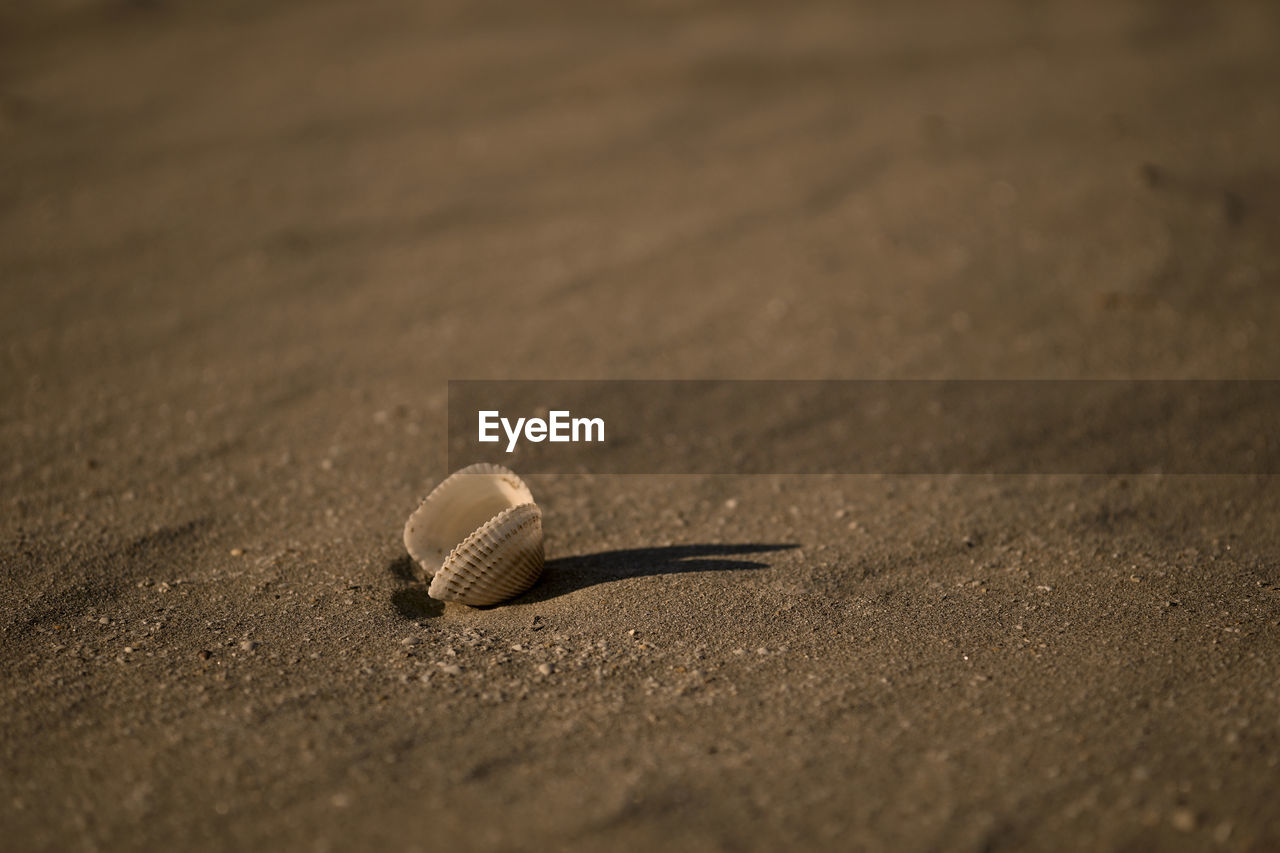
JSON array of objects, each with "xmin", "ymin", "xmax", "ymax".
[{"xmin": 2, "ymin": 1, "xmax": 1279, "ymax": 849}]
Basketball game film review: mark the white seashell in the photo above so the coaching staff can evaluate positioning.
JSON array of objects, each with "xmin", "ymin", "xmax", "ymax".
[{"xmin": 403, "ymin": 463, "xmax": 543, "ymax": 606}]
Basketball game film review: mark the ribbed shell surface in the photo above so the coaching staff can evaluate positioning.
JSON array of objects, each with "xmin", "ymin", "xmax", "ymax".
[{"xmin": 427, "ymin": 503, "xmax": 544, "ymax": 606}]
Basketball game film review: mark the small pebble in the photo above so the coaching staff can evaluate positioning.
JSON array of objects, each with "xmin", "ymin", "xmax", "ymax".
[
  {"xmin": 537, "ymin": 663, "xmax": 553, "ymax": 676},
  {"xmin": 240, "ymin": 640, "xmax": 260, "ymax": 652},
  {"xmin": 724, "ymin": 498, "xmax": 738, "ymax": 510},
  {"xmin": 123, "ymin": 646, "xmax": 134, "ymax": 654},
  {"xmin": 1170, "ymin": 808, "xmax": 1197, "ymax": 833},
  {"xmin": 438, "ymin": 663, "xmax": 461, "ymax": 676},
  {"xmin": 400, "ymin": 637, "xmax": 422, "ymax": 646},
  {"xmin": 230, "ymin": 548, "xmax": 243, "ymax": 557}
]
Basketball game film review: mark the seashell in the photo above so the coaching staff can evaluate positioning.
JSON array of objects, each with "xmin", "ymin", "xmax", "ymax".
[{"xmin": 403, "ymin": 463, "xmax": 543, "ymax": 606}]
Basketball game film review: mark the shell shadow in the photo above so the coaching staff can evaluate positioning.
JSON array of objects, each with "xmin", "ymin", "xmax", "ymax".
[
  {"xmin": 386, "ymin": 544, "xmax": 797, "ymax": 613},
  {"xmin": 387, "ymin": 555, "xmax": 445, "ymax": 620},
  {"xmin": 391, "ymin": 588, "xmax": 445, "ymax": 620},
  {"xmin": 517, "ymin": 543, "xmax": 798, "ymax": 604}
]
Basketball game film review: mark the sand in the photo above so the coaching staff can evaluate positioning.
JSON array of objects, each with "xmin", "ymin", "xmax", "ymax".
[{"xmin": 2, "ymin": 1, "xmax": 1279, "ymax": 849}]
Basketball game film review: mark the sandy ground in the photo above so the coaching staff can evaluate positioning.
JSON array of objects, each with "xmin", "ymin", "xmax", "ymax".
[{"xmin": 3, "ymin": 1, "xmax": 1280, "ymax": 850}]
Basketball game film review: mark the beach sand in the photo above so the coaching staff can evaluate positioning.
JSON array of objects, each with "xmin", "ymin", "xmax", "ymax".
[{"xmin": 3, "ymin": 1, "xmax": 1279, "ymax": 849}]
